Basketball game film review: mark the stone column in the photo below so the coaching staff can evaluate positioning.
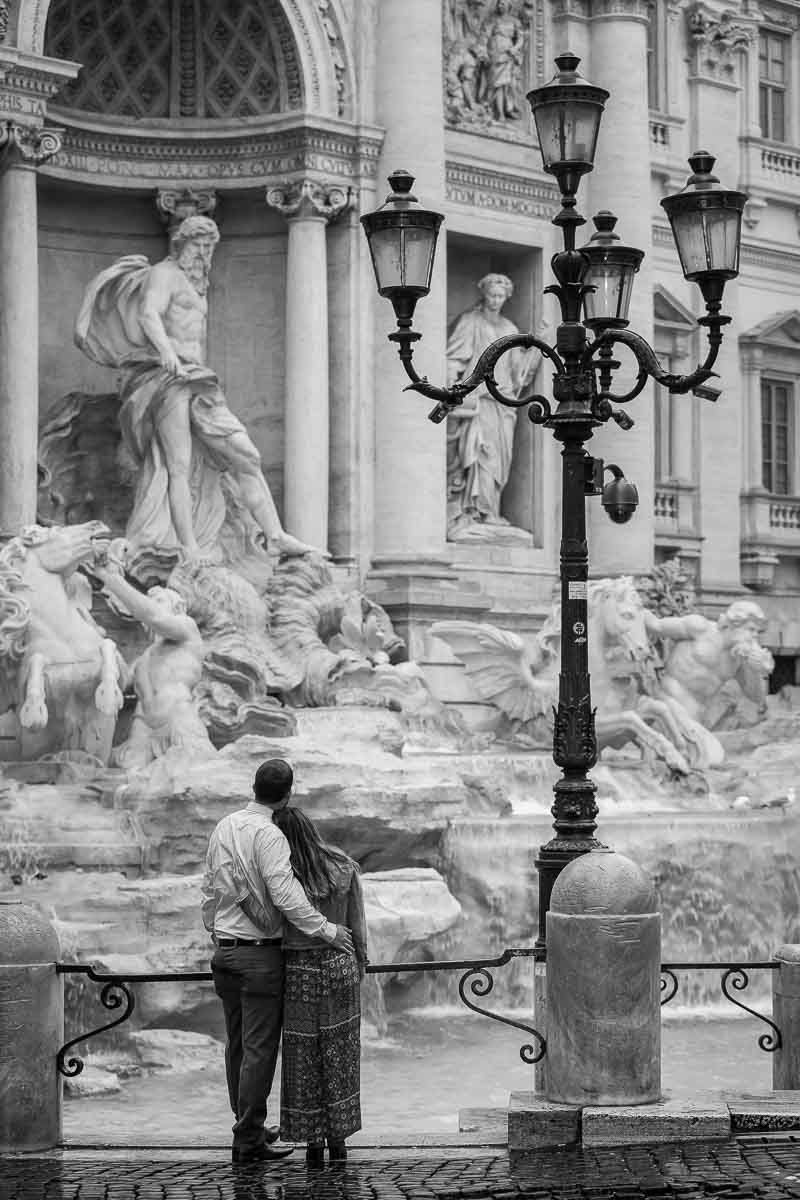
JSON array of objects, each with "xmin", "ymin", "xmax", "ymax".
[
  {"xmin": 773, "ymin": 945, "xmax": 800, "ymax": 1090},
  {"xmin": 0, "ymin": 122, "xmax": 61, "ymax": 535},
  {"xmin": 0, "ymin": 901, "xmax": 63, "ymax": 1150},
  {"xmin": 371, "ymin": 0, "xmax": 448, "ymax": 572},
  {"xmin": 585, "ymin": 0, "xmax": 655, "ymax": 577},
  {"xmin": 266, "ymin": 180, "xmax": 349, "ymax": 552},
  {"xmin": 685, "ymin": 13, "xmax": 753, "ymax": 592}
]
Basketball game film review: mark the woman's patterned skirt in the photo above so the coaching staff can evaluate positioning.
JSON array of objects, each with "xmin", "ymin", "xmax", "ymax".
[{"xmin": 280, "ymin": 947, "xmax": 362, "ymax": 1144}]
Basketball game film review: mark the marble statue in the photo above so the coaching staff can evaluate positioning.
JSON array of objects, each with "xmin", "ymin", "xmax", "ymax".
[
  {"xmin": 90, "ymin": 553, "xmax": 215, "ymax": 771},
  {"xmin": 74, "ymin": 215, "xmax": 315, "ymax": 564},
  {"xmin": 434, "ymin": 577, "xmax": 705, "ymax": 776},
  {"xmin": 446, "ymin": 274, "xmax": 543, "ymax": 542},
  {"xmin": 645, "ymin": 600, "xmax": 774, "ymax": 733},
  {"xmin": 0, "ymin": 522, "xmax": 126, "ymax": 764}
]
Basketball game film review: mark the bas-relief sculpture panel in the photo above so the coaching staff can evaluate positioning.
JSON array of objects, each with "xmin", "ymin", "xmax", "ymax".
[{"xmin": 443, "ymin": 0, "xmax": 539, "ymax": 134}]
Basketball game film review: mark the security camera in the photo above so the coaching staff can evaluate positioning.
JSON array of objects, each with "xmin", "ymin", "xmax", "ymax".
[{"xmin": 601, "ymin": 467, "xmax": 639, "ymax": 525}]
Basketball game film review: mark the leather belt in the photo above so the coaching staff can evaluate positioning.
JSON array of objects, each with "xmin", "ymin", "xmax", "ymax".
[{"xmin": 216, "ymin": 937, "xmax": 282, "ymax": 947}]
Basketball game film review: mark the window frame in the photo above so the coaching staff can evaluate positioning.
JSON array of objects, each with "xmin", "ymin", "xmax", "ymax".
[
  {"xmin": 759, "ymin": 26, "xmax": 791, "ymax": 143},
  {"xmin": 761, "ymin": 373, "xmax": 796, "ymax": 495}
]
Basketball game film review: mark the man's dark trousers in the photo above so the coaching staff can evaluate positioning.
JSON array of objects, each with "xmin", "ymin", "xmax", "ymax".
[{"xmin": 211, "ymin": 943, "xmax": 284, "ymax": 1152}]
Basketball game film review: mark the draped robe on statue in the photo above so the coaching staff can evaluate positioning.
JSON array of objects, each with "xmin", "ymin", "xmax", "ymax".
[
  {"xmin": 75, "ymin": 255, "xmax": 259, "ymax": 556},
  {"xmin": 446, "ymin": 305, "xmax": 537, "ymax": 539}
]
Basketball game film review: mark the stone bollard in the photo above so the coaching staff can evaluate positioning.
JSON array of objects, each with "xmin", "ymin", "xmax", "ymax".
[
  {"xmin": 545, "ymin": 848, "xmax": 661, "ymax": 1105},
  {"xmin": 0, "ymin": 900, "xmax": 63, "ymax": 1150},
  {"xmin": 772, "ymin": 945, "xmax": 800, "ymax": 1090}
]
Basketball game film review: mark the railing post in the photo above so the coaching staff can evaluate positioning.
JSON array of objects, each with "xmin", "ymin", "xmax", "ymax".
[
  {"xmin": 0, "ymin": 900, "xmax": 63, "ymax": 1150},
  {"xmin": 773, "ymin": 945, "xmax": 800, "ymax": 1090}
]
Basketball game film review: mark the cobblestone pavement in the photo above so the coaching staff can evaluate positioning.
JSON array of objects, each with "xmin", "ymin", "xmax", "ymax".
[{"xmin": 7, "ymin": 1136, "xmax": 800, "ymax": 1200}]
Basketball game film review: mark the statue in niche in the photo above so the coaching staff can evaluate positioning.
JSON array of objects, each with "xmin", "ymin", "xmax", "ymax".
[
  {"xmin": 74, "ymin": 214, "xmax": 316, "ymax": 565},
  {"xmin": 446, "ymin": 274, "xmax": 544, "ymax": 543},
  {"xmin": 89, "ymin": 550, "xmax": 216, "ymax": 771},
  {"xmin": 0, "ymin": 521, "xmax": 126, "ymax": 764}
]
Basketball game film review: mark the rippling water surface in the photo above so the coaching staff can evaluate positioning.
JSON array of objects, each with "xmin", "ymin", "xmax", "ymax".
[{"xmin": 62, "ymin": 1013, "xmax": 773, "ymax": 1146}]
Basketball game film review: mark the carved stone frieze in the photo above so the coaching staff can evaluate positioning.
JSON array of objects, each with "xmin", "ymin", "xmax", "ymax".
[
  {"xmin": 443, "ymin": 0, "xmax": 540, "ymax": 136},
  {"xmin": 0, "ymin": 2, "xmax": 8, "ymax": 43},
  {"xmin": 686, "ymin": 1, "xmax": 754, "ymax": 81},
  {"xmin": 42, "ymin": 122, "xmax": 383, "ymax": 190},
  {"xmin": 0, "ymin": 120, "xmax": 62, "ymax": 171},
  {"xmin": 446, "ymin": 160, "xmax": 559, "ymax": 220},
  {"xmin": 266, "ymin": 177, "xmax": 351, "ymax": 222},
  {"xmin": 157, "ymin": 188, "xmax": 218, "ymax": 231}
]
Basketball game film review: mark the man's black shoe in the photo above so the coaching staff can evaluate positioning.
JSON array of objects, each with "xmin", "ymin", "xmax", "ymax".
[{"xmin": 232, "ymin": 1143, "xmax": 294, "ymax": 1164}]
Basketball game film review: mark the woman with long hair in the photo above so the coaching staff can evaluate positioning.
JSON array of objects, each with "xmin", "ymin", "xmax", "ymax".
[{"xmin": 235, "ymin": 804, "xmax": 367, "ymax": 1166}]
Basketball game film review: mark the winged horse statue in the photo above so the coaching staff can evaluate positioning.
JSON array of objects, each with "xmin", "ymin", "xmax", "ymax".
[
  {"xmin": 0, "ymin": 522, "xmax": 127, "ymax": 763},
  {"xmin": 432, "ymin": 577, "xmax": 723, "ymax": 776}
]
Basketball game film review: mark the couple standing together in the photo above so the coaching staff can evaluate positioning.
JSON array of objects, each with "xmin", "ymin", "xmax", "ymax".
[{"xmin": 201, "ymin": 758, "xmax": 368, "ymax": 1166}]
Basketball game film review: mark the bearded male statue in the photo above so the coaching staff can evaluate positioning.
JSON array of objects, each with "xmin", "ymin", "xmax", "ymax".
[{"xmin": 75, "ymin": 215, "xmax": 314, "ymax": 562}]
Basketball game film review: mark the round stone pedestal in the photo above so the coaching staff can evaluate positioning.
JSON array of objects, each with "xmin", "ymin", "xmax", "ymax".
[
  {"xmin": 0, "ymin": 900, "xmax": 63, "ymax": 1149},
  {"xmin": 545, "ymin": 848, "xmax": 661, "ymax": 1105}
]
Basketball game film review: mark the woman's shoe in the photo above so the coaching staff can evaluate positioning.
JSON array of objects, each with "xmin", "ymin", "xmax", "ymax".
[
  {"xmin": 328, "ymin": 1140, "xmax": 347, "ymax": 1162},
  {"xmin": 306, "ymin": 1144, "xmax": 325, "ymax": 1168}
]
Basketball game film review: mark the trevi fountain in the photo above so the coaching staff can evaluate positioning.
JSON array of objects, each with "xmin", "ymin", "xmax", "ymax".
[{"xmin": 1, "ymin": 214, "xmax": 797, "ymax": 1134}]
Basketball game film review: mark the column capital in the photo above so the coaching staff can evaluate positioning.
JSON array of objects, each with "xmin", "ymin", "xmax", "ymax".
[
  {"xmin": 266, "ymin": 178, "xmax": 351, "ymax": 223},
  {"xmin": 0, "ymin": 121, "xmax": 61, "ymax": 172},
  {"xmin": 156, "ymin": 187, "xmax": 218, "ymax": 232}
]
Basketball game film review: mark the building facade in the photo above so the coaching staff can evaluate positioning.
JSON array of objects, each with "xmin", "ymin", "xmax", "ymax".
[{"xmin": 0, "ymin": 0, "xmax": 797, "ymax": 686}]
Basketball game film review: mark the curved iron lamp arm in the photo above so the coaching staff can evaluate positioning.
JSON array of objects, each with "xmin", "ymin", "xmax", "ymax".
[
  {"xmin": 388, "ymin": 329, "xmax": 563, "ymax": 424},
  {"xmin": 584, "ymin": 323, "xmax": 726, "ymax": 404}
]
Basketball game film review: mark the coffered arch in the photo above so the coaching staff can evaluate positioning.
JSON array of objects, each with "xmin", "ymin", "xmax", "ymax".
[{"xmin": 6, "ymin": 0, "xmax": 354, "ymax": 120}]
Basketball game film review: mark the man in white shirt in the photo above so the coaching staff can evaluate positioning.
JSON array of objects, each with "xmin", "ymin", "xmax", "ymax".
[{"xmin": 202, "ymin": 758, "xmax": 354, "ymax": 1164}]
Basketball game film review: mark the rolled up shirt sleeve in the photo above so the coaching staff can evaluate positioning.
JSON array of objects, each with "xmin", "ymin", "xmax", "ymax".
[{"xmin": 254, "ymin": 826, "xmax": 337, "ymax": 942}]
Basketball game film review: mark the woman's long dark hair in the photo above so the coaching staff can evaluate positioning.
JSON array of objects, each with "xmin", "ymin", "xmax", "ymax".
[{"xmin": 273, "ymin": 806, "xmax": 355, "ymax": 898}]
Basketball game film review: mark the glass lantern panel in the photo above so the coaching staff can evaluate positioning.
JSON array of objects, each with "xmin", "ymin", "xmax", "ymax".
[
  {"xmin": 401, "ymin": 224, "xmax": 437, "ymax": 292},
  {"xmin": 535, "ymin": 99, "xmax": 601, "ymax": 165},
  {"xmin": 703, "ymin": 207, "xmax": 742, "ymax": 275},
  {"xmin": 367, "ymin": 224, "xmax": 405, "ymax": 292},
  {"xmin": 584, "ymin": 263, "xmax": 625, "ymax": 323},
  {"xmin": 669, "ymin": 209, "xmax": 709, "ymax": 278}
]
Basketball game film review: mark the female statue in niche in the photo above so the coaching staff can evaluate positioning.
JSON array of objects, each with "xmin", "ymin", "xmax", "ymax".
[{"xmin": 446, "ymin": 273, "xmax": 543, "ymax": 543}]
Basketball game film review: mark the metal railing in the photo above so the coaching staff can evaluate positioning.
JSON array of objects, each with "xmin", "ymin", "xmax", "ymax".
[
  {"xmin": 56, "ymin": 953, "xmax": 782, "ymax": 1080},
  {"xmin": 56, "ymin": 948, "xmax": 544, "ymax": 1078}
]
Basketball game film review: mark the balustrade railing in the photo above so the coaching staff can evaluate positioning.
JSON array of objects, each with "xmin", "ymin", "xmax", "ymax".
[
  {"xmin": 56, "ymin": 953, "xmax": 782, "ymax": 1081},
  {"xmin": 770, "ymin": 498, "xmax": 800, "ymax": 531}
]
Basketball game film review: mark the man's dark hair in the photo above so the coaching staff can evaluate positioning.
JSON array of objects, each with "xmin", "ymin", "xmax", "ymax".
[{"xmin": 253, "ymin": 758, "xmax": 293, "ymax": 805}]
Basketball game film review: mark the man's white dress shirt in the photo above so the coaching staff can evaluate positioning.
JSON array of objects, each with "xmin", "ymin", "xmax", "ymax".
[{"xmin": 201, "ymin": 801, "xmax": 337, "ymax": 942}]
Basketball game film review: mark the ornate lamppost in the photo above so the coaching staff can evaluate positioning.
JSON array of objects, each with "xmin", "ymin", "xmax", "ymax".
[{"xmin": 361, "ymin": 53, "xmax": 746, "ymax": 950}]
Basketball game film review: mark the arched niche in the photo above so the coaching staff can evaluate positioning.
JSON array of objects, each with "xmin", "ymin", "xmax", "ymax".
[{"xmin": 7, "ymin": 0, "xmax": 353, "ymax": 121}]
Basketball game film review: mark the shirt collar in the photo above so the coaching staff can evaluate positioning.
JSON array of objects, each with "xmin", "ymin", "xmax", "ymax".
[{"xmin": 246, "ymin": 799, "xmax": 273, "ymax": 817}]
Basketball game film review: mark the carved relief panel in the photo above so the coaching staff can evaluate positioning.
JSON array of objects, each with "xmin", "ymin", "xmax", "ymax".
[{"xmin": 443, "ymin": 0, "xmax": 543, "ymax": 136}]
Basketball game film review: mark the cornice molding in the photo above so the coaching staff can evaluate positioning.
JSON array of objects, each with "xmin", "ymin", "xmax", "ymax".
[
  {"xmin": 38, "ymin": 116, "xmax": 383, "ymax": 190},
  {"xmin": 0, "ymin": 46, "xmax": 79, "ymax": 122},
  {"xmin": 445, "ymin": 160, "xmax": 559, "ymax": 220}
]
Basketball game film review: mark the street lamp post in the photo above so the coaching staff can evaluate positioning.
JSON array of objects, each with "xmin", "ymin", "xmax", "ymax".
[{"xmin": 361, "ymin": 52, "xmax": 746, "ymax": 951}]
